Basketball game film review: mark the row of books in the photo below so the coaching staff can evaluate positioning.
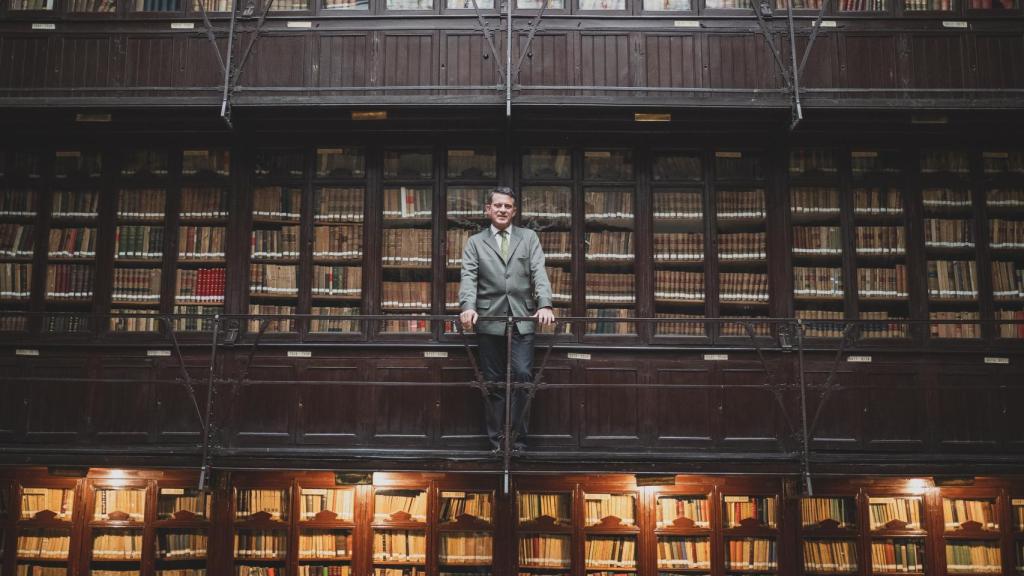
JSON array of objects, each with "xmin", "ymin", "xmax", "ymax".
[
  {"xmin": 375, "ymin": 491, "xmax": 428, "ymax": 522},
  {"xmin": 790, "ymin": 188, "xmax": 839, "ymax": 215},
  {"xmin": 156, "ymin": 569, "xmax": 205, "ymax": 576},
  {"xmin": 314, "ymin": 224, "xmax": 363, "ymax": 259},
  {"xmin": 372, "ymin": 530, "xmax": 426, "ymax": 562},
  {"xmin": 585, "ymin": 232, "xmax": 634, "ymax": 260},
  {"xmin": 115, "ymin": 225, "xmax": 164, "ymax": 259},
  {"xmin": 248, "ymin": 305, "xmax": 297, "ymax": 333},
  {"xmin": 719, "ymin": 272, "xmax": 769, "ymax": 303},
  {"xmin": 801, "ymin": 497, "xmax": 856, "ymax": 527},
  {"xmin": 997, "ymin": 310, "xmax": 1024, "ymax": 338},
  {"xmin": 584, "ymin": 494, "xmax": 636, "ymax": 525},
  {"xmin": 927, "ymin": 260, "xmax": 978, "ymax": 299},
  {"xmin": 156, "ymin": 532, "xmax": 209, "ymax": 559},
  {"xmin": 584, "ymin": 273, "xmax": 636, "ymax": 303},
  {"xmin": 121, "ymin": 151, "xmax": 169, "ymax": 177},
  {"xmin": 17, "ymin": 565, "xmax": 68, "ymax": 576},
  {"xmin": 986, "ymin": 188, "xmax": 1024, "ymax": 208},
  {"xmin": 653, "ymin": 232, "xmax": 703, "ymax": 262},
  {"xmin": 48, "ymin": 227, "xmax": 97, "ymax": 257},
  {"xmin": 869, "ymin": 497, "xmax": 922, "ymax": 529},
  {"xmin": 855, "ymin": 226, "xmax": 906, "ymax": 254},
  {"xmin": 95, "ymin": 488, "xmax": 146, "ymax": 520},
  {"xmin": 17, "ymin": 531, "xmax": 71, "ymax": 558},
  {"xmin": 522, "ymin": 189, "xmax": 572, "ymax": 220},
  {"xmin": 793, "ymin": 226, "xmax": 841, "ymax": 254},
  {"xmin": 253, "ymin": 187, "xmax": 302, "ymax": 221},
  {"xmin": 802, "ymin": 540, "xmax": 857, "ymax": 572},
  {"xmin": 381, "ymin": 282, "xmax": 430, "ymax": 309},
  {"xmin": 52, "ymin": 190, "xmax": 99, "ymax": 217},
  {"xmin": 21, "ymin": 488, "xmax": 74, "ymax": 519},
  {"xmin": 180, "ymin": 226, "xmax": 227, "ymax": 260},
  {"xmin": 719, "ymin": 232, "xmax": 766, "ymax": 260},
  {"xmin": 653, "ymin": 192, "xmax": 702, "ymax": 220},
  {"xmin": 836, "ymin": 0, "xmax": 888, "ymax": 13},
  {"xmin": 584, "ymin": 536, "xmax": 637, "ymax": 568},
  {"xmin": 944, "ymin": 541, "xmax": 1000, "ymax": 572},
  {"xmin": 235, "ymin": 531, "xmax": 288, "ymax": 558},
  {"xmin": 46, "ymin": 264, "xmax": 94, "ymax": 300},
  {"xmin": 310, "ymin": 306, "xmax": 361, "ymax": 333},
  {"xmin": 538, "ymin": 232, "xmax": 571, "ymax": 260},
  {"xmin": 872, "ymin": 540, "xmax": 924, "ymax": 572},
  {"xmin": 252, "ymin": 227, "xmax": 300, "ymax": 259},
  {"xmin": 118, "ymin": 189, "xmax": 166, "ymax": 220},
  {"xmin": 717, "ymin": 190, "xmax": 766, "ymax": 219},
  {"xmin": 439, "ymin": 492, "xmax": 493, "ymax": 523},
  {"xmin": 656, "ymin": 537, "xmax": 709, "ymax": 568},
  {"xmin": 445, "ymin": 229, "xmax": 472, "ymax": 267},
  {"xmin": 313, "ymin": 188, "xmax": 364, "ymax": 222},
  {"xmin": 586, "ymin": 308, "xmax": 635, "ymax": 335},
  {"xmin": 984, "ymin": 153, "xmax": 1024, "ymax": 173},
  {"xmin": 181, "ymin": 188, "xmax": 229, "ymax": 219},
  {"xmin": 925, "ymin": 218, "xmax": 974, "ymax": 247},
  {"xmin": 943, "ymin": 498, "xmax": 996, "ymax": 529},
  {"xmin": 383, "ymin": 229, "xmax": 431, "ymax": 266},
  {"xmin": 584, "ymin": 191, "xmax": 634, "ymax": 220},
  {"xmin": 300, "ymin": 566, "xmax": 350, "ymax": 576},
  {"xmin": 250, "ymin": 264, "xmax": 299, "ymax": 295},
  {"xmin": 518, "ymin": 535, "xmax": 570, "ymax": 567},
  {"xmin": 929, "ymin": 311, "xmax": 981, "ymax": 339},
  {"xmin": 857, "ymin": 266, "xmax": 908, "ymax": 299},
  {"xmin": 236, "ymin": 490, "xmax": 287, "ymax": 520},
  {"xmin": 298, "ymin": 531, "xmax": 353, "ymax": 558},
  {"xmin": 446, "ymin": 189, "xmax": 488, "ymax": 217},
  {"xmin": 654, "ymin": 270, "xmax": 704, "ymax": 302},
  {"xmin": 182, "ymin": 149, "xmax": 230, "ymax": 177},
  {"xmin": 438, "ymin": 533, "xmax": 493, "ymax": 564},
  {"xmin": 301, "ymin": 488, "xmax": 355, "ymax": 520},
  {"xmin": 656, "ymin": 496, "xmax": 708, "ymax": 527},
  {"xmin": 796, "ymin": 310, "xmax": 846, "ymax": 338},
  {"xmin": 92, "ymin": 530, "xmax": 144, "ymax": 559},
  {"xmin": 110, "ymin": 312, "xmax": 160, "ymax": 332},
  {"xmin": 0, "ymin": 262, "xmax": 31, "ymax": 299},
  {"xmin": 545, "ymin": 267, "xmax": 572, "ymax": 303},
  {"xmin": 989, "ymin": 219, "xmax": 1024, "ymax": 248},
  {"xmin": 311, "ymin": 149, "xmax": 364, "ymax": 179},
  {"xmin": 384, "ymin": 188, "xmax": 432, "ymax": 219},
  {"xmin": 176, "ymin": 268, "xmax": 226, "ymax": 302},
  {"xmin": 922, "ymin": 151, "xmax": 970, "ymax": 174},
  {"xmin": 790, "ymin": 149, "xmax": 837, "ymax": 176},
  {"xmin": 234, "ymin": 567, "xmax": 280, "ymax": 576},
  {"xmin": 0, "ymin": 224, "xmax": 34, "ymax": 256},
  {"xmin": 724, "ymin": 537, "xmax": 776, "ymax": 570},
  {"xmin": 923, "ymin": 188, "xmax": 972, "ymax": 209},
  {"xmin": 723, "ymin": 496, "xmax": 776, "ymax": 528},
  {"xmin": 173, "ymin": 305, "xmax": 224, "ymax": 332},
  {"xmin": 518, "ymin": 494, "xmax": 570, "ymax": 524},
  {"xmin": 0, "ymin": 190, "xmax": 35, "ymax": 215},
  {"xmin": 853, "ymin": 188, "xmax": 903, "ymax": 215}
]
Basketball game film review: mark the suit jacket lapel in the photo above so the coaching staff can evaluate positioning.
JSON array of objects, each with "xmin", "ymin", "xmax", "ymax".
[
  {"xmin": 506, "ymin": 225, "xmax": 523, "ymax": 262},
  {"xmin": 481, "ymin": 229, "xmax": 503, "ymax": 263}
]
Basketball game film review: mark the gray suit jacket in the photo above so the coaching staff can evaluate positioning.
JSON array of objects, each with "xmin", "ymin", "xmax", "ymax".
[{"xmin": 459, "ymin": 225, "xmax": 553, "ymax": 336}]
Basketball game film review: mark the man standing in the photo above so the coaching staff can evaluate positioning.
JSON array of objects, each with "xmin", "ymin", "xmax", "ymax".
[{"xmin": 459, "ymin": 186, "xmax": 556, "ymax": 452}]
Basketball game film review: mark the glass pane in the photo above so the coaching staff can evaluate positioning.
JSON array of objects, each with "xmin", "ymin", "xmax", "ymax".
[
  {"xmin": 872, "ymin": 539, "xmax": 925, "ymax": 573},
  {"xmin": 579, "ymin": 0, "xmax": 624, "ymax": 7},
  {"xmin": 789, "ymin": 148, "xmax": 837, "ymax": 176},
  {"xmin": 256, "ymin": 150, "xmax": 306, "ymax": 179},
  {"xmin": 852, "ymin": 150, "xmax": 902, "ymax": 175},
  {"xmin": 652, "ymin": 152, "xmax": 702, "ymax": 181},
  {"xmin": 922, "ymin": 150, "xmax": 970, "ymax": 174},
  {"xmin": 271, "ymin": 0, "xmax": 310, "ymax": 10},
  {"xmin": 313, "ymin": 186, "xmax": 365, "ymax": 332},
  {"xmin": 235, "ymin": 488, "xmax": 289, "ymax": 520},
  {"xmin": 518, "ymin": 492, "xmax": 571, "ymax": 524},
  {"xmin": 375, "ymin": 489, "xmax": 428, "ymax": 522},
  {"xmin": 299, "ymin": 528, "xmax": 353, "ymax": 559},
  {"xmin": 21, "ymin": 487, "xmax": 75, "ymax": 520},
  {"xmin": 516, "ymin": 0, "xmax": 564, "ymax": 7},
  {"xmin": 158, "ymin": 488, "xmax": 211, "ymax": 519},
  {"xmin": 8, "ymin": 0, "xmax": 54, "ymax": 9},
  {"xmin": 521, "ymin": 186, "xmax": 572, "ymax": 320},
  {"xmin": 54, "ymin": 150, "xmax": 102, "ymax": 179},
  {"xmin": 715, "ymin": 151, "xmax": 762, "ymax": 180},
  {"xmin": 134, "ymin": 0, "xmax": 181, "ymax": 9},
  {"xmin": 447, "ymin": 0, "xmax": 493, "ymax": 7},
  {"xmin": 386, "ymin": 0, "xmax": 432, "ymax": 7},
  {"xmin": 19, "ymin": 529, "xmax": 70, "ymax": 559},
  {"xmin": 300, "ymin": 489, "xmax": 355, "ymax": 521},
  {"xmin": 716, "ymin": 184, "xmax": 769, "ymax": 337},
  {"xmin": 644, "ymin": 0, "xmax": 690, "ymax": 9},
  {"xmin": 723, "ymin": 495, "xmax": 776, "ymax": 528},
  {"xmin": 989, "ymin": 187, "xmax": 1024, "ymax": 339},
  {"xmin": 122, "ymin": 150, "xmax": 169, "ymax": 177},
  {"xmin": 447, "ymin": 148, "xmax": 497, "ymax": 179},
  {"xmin": 584, "ymin": 493, "xmax": 636, "ymax": 526},
  {"xmin": 439, "ymin": 491, "xmax": 493, "ymax": 523},
  {"xmin": 382, "ymin": 186, "xmax": 433, "ymax": 334},
  {"xmin": 585, "ymin": 187, "xmax": 635, "ymax": 335},
  {"xmin": 868, "ymin": 496, "xmax": 922, "ymax": 530},
  {"xmin": 522, "ymin": 148, "xmax": 571, "ymax": 179},
  {"xmin": 157, "ymin": 528, "xmax": 208, "ymax": 560},
  {"xmin": 658, "ymin": 536, "xmax": 710, "ymax": 570},
  {"xmin": 801, "ymin": 497, "xmax": 856, "ymax": 528},
  {"xmin": 803, "ymin": 539, "xmax": 858, "ymax": 573},
  {"xmin": 983, "ymin": 150, "xmax": 1024, "ymax": 174},
  {"xmin": 317, "ymin": 148, "xmax": 366, "ymax": 178},
  {"xmin": 94, "ymin": 488, "xmax": 147, "ymax": 521},
  {"xmin": 656, "ymin": 495, "xmax": 709, "ymax": 528},
  {"xmin": 193, "ymin": 0, "xmax": 232, "ymax": 10},
  {"xmin": 183, "ymin": 149, "xmax": 230, "ymax": 177},
  {"xmin": 325, "ymin": 0, "xmax": 368, "ymax": 7},
  {"xmin": 439, "ymin": 532, "xmax": 492, "ymax": 565},
  {"xmin": 585, "ymin": 535, "xmax": 637, "ymax": 570},
  {"xmin": 583, "ymin": 150, "xmax": 633, "ymax": 181},
  {"xmin": 384, "ymin": 150, "xmax": 433, "ymax": 179}
]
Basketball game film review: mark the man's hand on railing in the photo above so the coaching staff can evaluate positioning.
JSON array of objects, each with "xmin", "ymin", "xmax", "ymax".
[
  {"xmin": 460, "ymin": 309, "xmax": 479, "ymax": 330},
  {"xmin": 534, "ymin": 307, "xmax": 555, "ymax": 326}
]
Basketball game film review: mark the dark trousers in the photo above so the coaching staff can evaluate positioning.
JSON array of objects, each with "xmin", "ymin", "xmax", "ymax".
[{"xmin": 477, "ymin": 330, "xmax": 534, "ymax": 449}]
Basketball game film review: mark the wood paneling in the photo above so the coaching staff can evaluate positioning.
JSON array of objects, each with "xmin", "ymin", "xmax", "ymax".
[
  {"xmin": 183, "ymin": 34, "xmax": 227, "ymax": 88},
  {"xmin": 643, "ymin": 34, "xmax": 702, "ymax": 95},
  {"xmin": 92, "ymin": 362, "xmax": 154, "ymax": 441},
  {"xmin": 579, "ymin": 366, "xmax": 642, "ymax": 445},
  {"xmin": 973, "ymin": 33, "xmax": 1024, "ymax": 90},
  {"xmin": 23, "ymin": 358, "xmax": 88, "ymax": 441},
  {"xmin": 438, "ymin": 364, "xmax": 487, "ymax": 442},
  {"xmin": 232, "ymin": 360, "xmax": 297, "ymax": 445},
  {"xmin": 650, "ymin": 367, "xmax": 714, "ymax": 445},
  {"xmin": 841, "ymin": 34, "xmax": 897, "ymax": 89},
  {"xmin": 806, "ymin": 371, "xmax": 860, "ymax": 448},
  {"xmin": 936, "ymin": 372, "xmax": 1000, "ymax": 448},
  {"xmin": 862, "ymin": 373, "xmax": 926, "ymax": 449},
  {"xmin": 382, "ymin": 33, "xmax": 434, "ymax": 91},
  {"xmin": 247, "ymin": 34, "xmax": 309, "ymax": 88},
  {"xmin": 782, "ymin": 33, "xmax": 839, "ymax": 89},
  {"xmin": 0, "ymin": 36, "xmax": 54, "ymax": 89},
  {"xmin": 369, "ymin": 361, "xmax": 436, "ymax": 442},
  {"xmin": 706, "ymin": 34, "xmax": 780, "ymax": 90},
  {"xmin": 909, "ymin": 33, "xmax": 966, "ymax": 89},
  {"xmin": 0, "ymin": 360, "xmax": 21, "ymax": 440},
  {"xmin": 580, "ymin": 33, "xmax": 632, "ymax": 95},
  {"xmin": 719, "ymin": 368, "xmax": 780, "ymax": 445},
  {"xmin": 442, "ymin": 32, "xmax": 500, "ymax": 92},
  {"xmin": 298, "ymin": 360, "xmax": 362, "ymax": 444},
  {"xmin": 56, "ymin": 35, "xmax": 115, "ymax": 89},
  {"xmin": 516, "ymin": 33, "xmax": 571, "ymax": 95},
  {"xmin": 154, "ymin": 363, "xmax": 207, "ymax": 443},
  {"xmin": 527, "ymin": 365, "xmax": 575, "ymax": 445},
  {"xmin": 125, "ymin": 36, "xmax": 175, "ymax": 88},
  {"xmin": 317, "ymin": 33, "xmax": 370, "ymax": 90}
]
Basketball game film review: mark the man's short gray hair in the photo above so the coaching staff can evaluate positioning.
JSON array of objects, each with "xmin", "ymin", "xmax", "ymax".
[{"xmin": 486, "ymin": 186, "xmax": 518, "ymax": 206}]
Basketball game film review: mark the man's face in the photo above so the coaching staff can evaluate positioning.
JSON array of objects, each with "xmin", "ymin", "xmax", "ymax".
[{"xmin": 485, "ymin": 192, "xmax": 516, "ymax": 230}]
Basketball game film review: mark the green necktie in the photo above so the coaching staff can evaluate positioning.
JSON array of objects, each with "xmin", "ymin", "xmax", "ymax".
[{"xmin": 500, "ymin": 230, "xmax": 509, "ymax": 260}]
